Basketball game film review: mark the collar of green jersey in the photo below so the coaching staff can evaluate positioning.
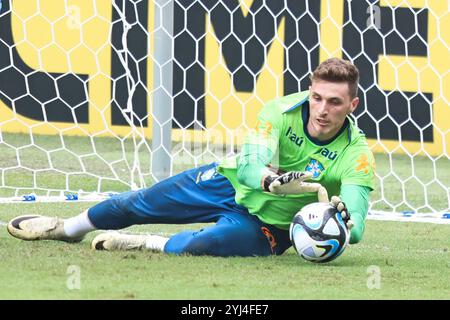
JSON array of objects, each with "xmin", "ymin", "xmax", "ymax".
[{"xmin": 282, "ymin": 91, "xmax": 355, "ymax": 146}]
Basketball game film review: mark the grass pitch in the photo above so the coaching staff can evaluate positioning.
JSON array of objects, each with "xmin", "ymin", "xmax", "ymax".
[
  {"xmin": 0, "ymin": 202, "xmax": 449, "ymax": 300},
  {"xmin": 0, "ymin": 132, "xmax": 449, "ymax": 299}
]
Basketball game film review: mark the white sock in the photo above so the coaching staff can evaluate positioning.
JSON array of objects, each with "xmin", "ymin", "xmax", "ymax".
[
  {"xmin": 144, "ymin": 235, "xmax": 169, "ymax": 252},
  {"xmin": 63, "ymin": 210, "xmax": 97, "ymax": 238}
]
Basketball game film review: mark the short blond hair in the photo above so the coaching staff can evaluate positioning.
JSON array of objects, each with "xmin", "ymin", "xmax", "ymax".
[{"xmin": 311, "ymin": 58, "xmax": 359, "ymax": 98}]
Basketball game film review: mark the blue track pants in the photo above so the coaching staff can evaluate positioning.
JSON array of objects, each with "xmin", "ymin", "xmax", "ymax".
[{"xmin": 88, "ymin": 163, "xmax": 291, "ymax": 256}]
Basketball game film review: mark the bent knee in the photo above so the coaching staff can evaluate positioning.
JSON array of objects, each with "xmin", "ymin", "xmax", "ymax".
[{"xmin": 165, "ymin": 232, "xmax": 220, "ymax": 255}]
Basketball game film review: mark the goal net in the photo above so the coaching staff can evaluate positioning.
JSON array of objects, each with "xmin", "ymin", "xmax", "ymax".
[{"xmin": 0, "ymin": 0, "xmax": 448, "ymax": 222}]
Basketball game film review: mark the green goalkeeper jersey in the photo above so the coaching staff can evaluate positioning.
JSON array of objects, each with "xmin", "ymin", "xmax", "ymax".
[{"xmin": 217, "ymin": 90, "xmax": 375, "ymax": 233}]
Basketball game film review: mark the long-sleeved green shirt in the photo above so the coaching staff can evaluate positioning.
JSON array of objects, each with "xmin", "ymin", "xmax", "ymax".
[{"xmin": 218, "ymin": 91, "xmax": 375, "ymax": 244}]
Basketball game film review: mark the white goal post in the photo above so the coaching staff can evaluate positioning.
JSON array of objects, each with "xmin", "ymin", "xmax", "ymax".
[{"xmin": 0, "ymin": 0, "xmax": 448, "ymax": 223}]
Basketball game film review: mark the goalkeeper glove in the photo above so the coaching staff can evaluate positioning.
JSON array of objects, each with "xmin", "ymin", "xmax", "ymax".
[
  {"xmin": 262, "ymin": 171, "xmax": 329, "ymax": 202},
  {"xmin": 330, "ymin": 196, "xmax": 354, "ymax": 230}
]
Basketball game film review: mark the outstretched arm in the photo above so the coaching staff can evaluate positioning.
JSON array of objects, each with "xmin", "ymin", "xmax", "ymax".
[
  {"xmin": 236, "ymin": 101, "xmax": 327, "ymax": 199},
  {"xmin": 236, "ymin": 101, "xmax": 282, "ymax": 190},
  {"xmin": 237, "ymin": 143, "xmax": 274, "ymax": 190},
  {"xmin": 238, "ymin": 143, "xmax": 328, "ymax": 200},
  {"xmin": 339, "ymin": 184, "xmax": 371, "ymax": 244}
]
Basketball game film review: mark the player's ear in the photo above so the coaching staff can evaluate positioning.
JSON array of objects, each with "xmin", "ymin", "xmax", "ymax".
[{"xmin": 349, "ymin": 96, "xmax": 359, "ymax": 114}]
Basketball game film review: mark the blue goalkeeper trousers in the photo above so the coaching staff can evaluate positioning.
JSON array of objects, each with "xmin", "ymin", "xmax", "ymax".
[{"xmin": 87, "ymin": 162, "xmax": 291, "ymax": 257}]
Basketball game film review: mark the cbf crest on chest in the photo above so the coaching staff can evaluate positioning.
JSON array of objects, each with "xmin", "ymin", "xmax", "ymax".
[{"xmin": 305, "ymin": 159, "xmax": 325, "ymax": 178}]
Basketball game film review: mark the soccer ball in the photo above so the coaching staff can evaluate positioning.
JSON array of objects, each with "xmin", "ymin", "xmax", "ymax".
[{"xmin": 289, "ymin": 202, "xmax": 349, "ymax": 263}]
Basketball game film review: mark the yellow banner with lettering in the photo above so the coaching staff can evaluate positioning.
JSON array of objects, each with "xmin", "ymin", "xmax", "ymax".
[{"xmin": 0, "ymin": 0, "xmax": 448, "ymax": 156}]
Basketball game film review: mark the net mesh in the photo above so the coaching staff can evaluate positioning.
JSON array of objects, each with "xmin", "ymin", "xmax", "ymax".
[{"xmin": 0, "ymin": 0, "xmax": 448, "ymax": 217}]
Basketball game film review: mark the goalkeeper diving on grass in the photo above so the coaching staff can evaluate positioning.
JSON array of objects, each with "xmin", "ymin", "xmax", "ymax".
[{"xmin": 7, "ymin": 58, "xmax": 375, "ymax": 257}]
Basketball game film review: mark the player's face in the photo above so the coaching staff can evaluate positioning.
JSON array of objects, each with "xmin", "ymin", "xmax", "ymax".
[{"xmin": 308, "ymin": 80, "xmax": 359, "ymax": 141}]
